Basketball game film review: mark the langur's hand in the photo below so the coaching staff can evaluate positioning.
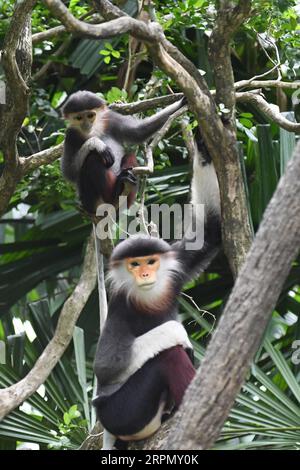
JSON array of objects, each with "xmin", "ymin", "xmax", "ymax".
[
  {"xmin": 84, "ymin": 137, "xmax": 114, "ymax": 167},
  {"xmin": 100, "ymin": 148, "xmax": 114, "ymax": 168}
]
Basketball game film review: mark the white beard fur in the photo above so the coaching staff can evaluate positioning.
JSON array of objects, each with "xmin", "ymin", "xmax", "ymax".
[{"xmin": 107, "ymin": 254, "xmax": 181, "ymax": 308}]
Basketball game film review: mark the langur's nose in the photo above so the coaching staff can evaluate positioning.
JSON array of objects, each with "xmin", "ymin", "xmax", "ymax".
[
  {"xmin": 141, "ymin": 272, "xmax": 149, "ymax": 278},
  {"xmin": 82, "ymin": 123, "xmax": 91, "ymax": 132}
]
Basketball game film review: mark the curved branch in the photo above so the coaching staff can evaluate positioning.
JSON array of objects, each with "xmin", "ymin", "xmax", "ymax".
[
  {"xmin": 93, "ymin": 0, "xmax": 209, "ymax": 92},
  {"xmin": 32, "ymin": 25, "xmax": 66, "ymax": 43},
  {"xmin": 236, "ymin": 92, "xmax": 300, "ymax": 133},
  {"xmin": 32, "ymin": 10, "xmax": 102, "ymax": 44},
  {"xmin": 92, "ymin": 0, "xmax": 127, "ymax": 20},
  {"xmin": 0, "ymin": 233, "xmax": 97, "ymax": 421},
  {"xmin": 43, "ymin": 0, "xmax": 156, "ymax": 42},
  {"xmin": 235, "ymin": 79, "xmax": 300, "ymax": 90}
]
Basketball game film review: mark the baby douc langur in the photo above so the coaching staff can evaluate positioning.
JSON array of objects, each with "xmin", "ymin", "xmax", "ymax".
[
  {"xmin": 61, "ymin": 91, "xmax": 186, "ymax": 213},
  {"xmin": 92, "ymin": 134, "xmax": 221, "ymax": 450}
]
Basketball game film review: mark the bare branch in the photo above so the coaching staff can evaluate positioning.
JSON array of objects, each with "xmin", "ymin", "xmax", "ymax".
[
  {"xmin": 255, "ymin": 32, "xmax": 282, "ymax": 81},
  {"xmin": 93, "ymin": 0, "xmax": 208, "ymax": 91},
  {"xmin": 235, "ymin": 79, "xmax": 300, "ymax": 90},
  {"xmin": 43, "ymin": 0, "xmax": 156, "ymax": 42},
  {"xmin": 0, "ymin": 233, "xmax": 97, "ymax": 421},
  {"xmin": 165, "ymin": 141, "xmax": 300, "ymax": 450},
  {"xmin": 135, "ymin": 104, "xmax": 188, "ymax": 176},
  {"xmin": 109, "ymin": 93, "xmax": 183, "ymax": 114},
  {"xmin": 19, "ymin": 143, "xmax": 64, "ymax": 175},
  {"xmin": 236, "ymin": 92, "xmax": 300, "ymax": 133},
  {"xmin": 32, "ymin": 10, "xmax": 99, "ymax": 43},
  {"xmin": 148, "ymin": 105, "xmax": 188, "ymax": 151},
  {"xmin": 32, "ymin": 25, "xmax": 66, "ymax": 43},
  {"xmin": 92, "ymin": 0, "xmax": 127, "ymax": 20}
]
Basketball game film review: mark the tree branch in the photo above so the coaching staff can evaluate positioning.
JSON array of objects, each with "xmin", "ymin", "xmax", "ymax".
[
  {"xmin": 208, "ymin": 0, "xmax": 252, "ymax": 121},
  {"xmin": 32, "ymin": 25, "xmax": 67, "ymax": 43},
  {"xmin": 43, "ymin": 0, "xmax": 156, "ymax": 41},
  {"xmin": 165, "ymin": 140, "xmax": 300, "ymax": 449},
  {"xmin": 0, "ymin": 233, "xmax": 97, "ymax": 421},
  {"xmin": 147, "ymin": 34, "xmax": 253, "ymax": 277},
  {"xmin": 40, "ymin": 0, "xmax": 253, "ymax": 278},
  {"xmin": 10, "ymin": 89, "xmax": 274, "ymax": 182},
  {"xmin": 92, "ymin": 0, "xmax": 127, "ymax": 20},
  {"xmin": 109, "ymin": 93, "xmax": 183, "ymax": 114},
  {"xmin": 235, "ymin": 79, "xmax": 300, "ymax": 90},
  {"xmin": 79, "ymin": 415, "xmax": 175, "ymax": 450},
  {"xmin": 19, "ymin": 143, "xmax": 64, "ymax": 175},
  {"xmin": 94, "ymin": 0, "xmax": 209, "ymax": 92},
  {"xmin": 236, "ymin": 92, "xmax": 300, "ymax": 133}
]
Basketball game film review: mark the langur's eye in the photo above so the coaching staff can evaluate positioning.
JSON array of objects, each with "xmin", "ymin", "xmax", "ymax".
[
  {"xmin": 147, "ymin": 259, "xmax": 156, "ymax": 265},
  {"xmin": 75, "ymin": 116, "xmax": 83, "ymax": 121},
  {"xmin": 130, "ymin": 261, "xmax": 140, "ymax": 267},
  {"xmin": 87, "ymin": 113, "xmax": 95, "ymax": 119}
]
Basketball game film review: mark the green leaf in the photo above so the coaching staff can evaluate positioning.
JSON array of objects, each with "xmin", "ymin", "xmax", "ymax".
[
  {"xmin": 63, "ymin": 412, "xmax": 71, "ymax": 426},
  {"xmin": 111, "ymin": 50, "xmax": 121, "ymax": 59},
  {"xmin": 264, "ymin": 338, "xmax": 300, "ymax": 403},
  {"xmin": 104, "ymin": 42, "xmax": 113, "ymax": 51},
  {"xmin": 194, "ymin": 0, "xmax": 206, "ymax": 7}
]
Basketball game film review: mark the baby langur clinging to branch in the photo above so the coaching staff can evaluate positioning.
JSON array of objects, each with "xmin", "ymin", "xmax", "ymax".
[
  {"xmin": 92, "ymin": 132, "xmax": 221, "ymax": 450},
  {"xmin": 61, "ymin": 91, "xmax": 186, "ymax": 214}
]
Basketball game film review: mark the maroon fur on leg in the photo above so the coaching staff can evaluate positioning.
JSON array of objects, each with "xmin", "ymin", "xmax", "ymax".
[
  {"xmin": 103, "ymin": 170, "xmax": 117, "ymax": 203},
  {"xmin": 121, "ymin": 153, "xmax": 138, "ymax": 170},
  {"xmin": 159, "ymin": 346, "xmax": 196, "ymax": 407}
]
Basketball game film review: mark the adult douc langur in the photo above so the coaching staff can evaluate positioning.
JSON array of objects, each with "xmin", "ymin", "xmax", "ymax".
[
  {"xmin": 92, "ymin": 132, "xmax": 221, "ymax": 449},
  {"xmin": 61, "ymin": 91, "xmax": 186, "ymax": 213}
]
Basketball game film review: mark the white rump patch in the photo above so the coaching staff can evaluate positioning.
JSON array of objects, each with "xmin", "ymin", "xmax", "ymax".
[{"xmin": 191, "ymin": 147, "xmax": 221, "ymax": 217}]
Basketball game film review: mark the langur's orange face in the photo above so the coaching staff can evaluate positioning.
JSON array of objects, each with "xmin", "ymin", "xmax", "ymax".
[{"xmin": 126, "ymin": 254, "xmax": 161, "ymax": 289}]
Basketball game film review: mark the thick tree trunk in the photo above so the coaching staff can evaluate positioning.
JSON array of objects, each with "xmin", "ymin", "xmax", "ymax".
[
  {"xmin": 0, "ymin": 1, "xmax": 36, "ymax": 215},
  {"xmin": 165, "ymin": 141, "xmax": 300, "ymax": 450}
]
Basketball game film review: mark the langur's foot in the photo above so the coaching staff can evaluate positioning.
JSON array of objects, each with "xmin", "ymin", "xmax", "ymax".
[{"xmin": 120, "ymin": 168, "xmax": 137, "ymax": 187}]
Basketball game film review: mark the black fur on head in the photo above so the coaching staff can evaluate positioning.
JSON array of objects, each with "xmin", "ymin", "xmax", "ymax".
[
  {"xmin": 110, "ymin": 235, "xmax": 172, "ymax": 262},
  {"xmin": 62, "ymin": 91, "xmax": 106, "ymax": 116}
]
